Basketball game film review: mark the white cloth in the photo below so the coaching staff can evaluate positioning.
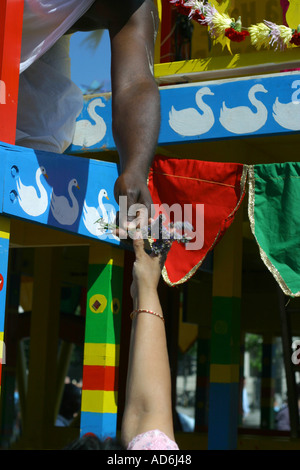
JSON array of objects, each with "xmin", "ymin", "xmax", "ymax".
[
  {"xmin": 20, "ymin": 0, "xmax": 95, "ymax": 74},
  {"xmin": 17, "ymin": 0, "xmax": 95, "ymax": 154}
]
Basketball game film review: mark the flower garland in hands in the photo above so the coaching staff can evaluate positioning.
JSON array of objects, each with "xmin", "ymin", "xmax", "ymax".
[
  {"xmin": 169, "ymin": 0, "xmax": 300, "ymax": 49},
  {"xmin": 95, "ymin": 214, "xmax": 194, "ymax": 256}
]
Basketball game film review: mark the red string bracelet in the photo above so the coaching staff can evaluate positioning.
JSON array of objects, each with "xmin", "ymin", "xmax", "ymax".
[{"xmin": 130, "ymin": 308, "xmax": 165, "ymax": 323}]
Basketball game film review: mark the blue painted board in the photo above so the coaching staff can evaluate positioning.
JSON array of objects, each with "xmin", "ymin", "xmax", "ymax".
[
  {"xmin": 80, "ymin": 411, "xmax": 117, "ymax": 440},
  {"xmin": 208, "ymin": 382, "xmax": 240, "ymax": 450},
  {"xmin": 68, "ymin": 71, "xmax": 300, "ymax": 154},
  {"xmin": 0, "ymin": 142, "xmax": 121, "ymax": 246}
]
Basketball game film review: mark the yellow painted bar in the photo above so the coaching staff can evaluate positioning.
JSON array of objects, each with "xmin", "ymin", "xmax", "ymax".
[
  {"xmin": 154, "ymin": 0, "xmax": 162, "ymax": 64},
  {"xmin": 22, "ymin": 247, "xmax": 62, "ymax": 448},
  {"xmin": 81, "ymin": 390, "xmax": 118, "ymax": 414},
  {"xmin": 89, "ymin": 245, "xmax": 124, "ymax": 268},
  {"xmin": 209, "ymin": 364, "xmax": 240, "ymax": 384},
  {"xmin": 154, "ymin": 48, "xmax": 300, "ymax": 80},
  {"xmin": 83, "ymin": 343, "xmax": 120, "ymax": 367},
  {"xmin": 212, "ymin": 205, "xmax": 244, "ymax": 299}
]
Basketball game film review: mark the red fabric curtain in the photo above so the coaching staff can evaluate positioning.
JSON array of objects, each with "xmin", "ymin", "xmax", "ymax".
[{"xmin": 148, "ymin": 156, "xmax": 247, "ymax": 285}]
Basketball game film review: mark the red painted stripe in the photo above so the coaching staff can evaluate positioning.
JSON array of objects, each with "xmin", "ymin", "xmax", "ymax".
[
  {"xmin": 0, "ymin": 0, "xmax": 24, "ymax": 144},
  {"xmin": 82, "ymin": 365, "xmax": 119, "ymax": 391}
]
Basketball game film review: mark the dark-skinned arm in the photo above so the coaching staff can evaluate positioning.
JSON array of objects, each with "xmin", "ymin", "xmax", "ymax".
[{"xmin": 109, "ymin": 0, "xmax": 160, "ymax": 222}]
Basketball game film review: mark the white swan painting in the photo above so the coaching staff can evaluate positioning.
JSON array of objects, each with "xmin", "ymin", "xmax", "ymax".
[
  {"xmin": 83, "ymin": 188, "xmax": 118, "ymax": 238},
  {"xmin": 16, "ymin": 166, "xmax": 50, "ymax": 217},
  {"xmin": 272, "ymin": 81, "xmax": 300, "ymax": 131},
  {"xmin": 168, "ymin": 87, "xmax": 215, "ymax": 136},
  {"xmin": 219, "ymin": 84, "xmax": 268, "ymax": 134},
  {"xmin": 72, "ymin": 98, "xmax": 107, "ymax": 147},
  {"xmin": 50, "ymin": 178, "xmax": 80, "ymax": 226}
]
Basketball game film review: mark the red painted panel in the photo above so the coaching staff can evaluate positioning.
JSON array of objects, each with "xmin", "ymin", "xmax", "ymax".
[
  {"xmin": 82, "ymin": 365, "xmax": 119, "ymax": 391},
  {"xmin": 161, "ymin": 1, "xmax": 176, "ymax": 63},
  {"xmin": 0, "ymin": 0, "xmax": 24, "ymax": 144}
]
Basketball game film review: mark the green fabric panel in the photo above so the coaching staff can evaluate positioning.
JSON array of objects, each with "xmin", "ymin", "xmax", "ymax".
[
  {"xmin": 85, "ymin": 263, "xmax": 123, "ymax": 344},
  {"xmin": 251, "ymin": 162, "xmax": 300, "ymax": 296},
  {"xmin": 210, "ymin": 296, "xmax": 241, "ymax": 365}
]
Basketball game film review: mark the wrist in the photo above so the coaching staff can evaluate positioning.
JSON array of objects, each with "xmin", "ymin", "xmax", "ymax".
[
  {"xmin": 130, "ymin": 308, "xmax": 164, "ymax": 323},
  {"xmin": 121, "ymin": 163, "xmax": 150, "ymax": 181},
  {"xmin": 136, "ymin": 286, "xmax": 159, "ymax": 299}
]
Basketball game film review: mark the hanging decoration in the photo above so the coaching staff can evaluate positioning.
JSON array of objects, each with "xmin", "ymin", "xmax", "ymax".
[
  {"xmin": 169, "ymin": 0, "xmax": 300, "ymax": 49},
  {"xmin": 147, "ymin": 156, "xmax": 247, "ymax": 286},
  {"xmin": 248, "ymin": 162, "xmax": 300, "ymax": 298}
]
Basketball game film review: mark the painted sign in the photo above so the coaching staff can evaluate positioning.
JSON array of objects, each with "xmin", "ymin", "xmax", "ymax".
[
  {"xmin": 0, "ymin": 142, "xmax": 121, "ymax": 247},
  {"xmin": 69, "ymin": 71, "xmax": 300, "ymax": 153}
]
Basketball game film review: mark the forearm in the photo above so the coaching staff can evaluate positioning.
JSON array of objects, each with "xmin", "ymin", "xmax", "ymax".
[
  {"xmin": 112, "ymin": 78, "xmax": 160, "ymax": 179},
  {"xmin": 121, "ymin": 288, "xmax": 174, "ymax": 446}
]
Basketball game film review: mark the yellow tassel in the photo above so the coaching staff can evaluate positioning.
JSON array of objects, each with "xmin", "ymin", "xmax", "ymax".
[
  {"xmin": 278, "ymin": 25, "xmax": 293, "ymax": 47},
  {"xmin": 248, "ymin": 23, "xmax": 271, "ymax": 50},
  {"xmin": 211, "ymin": 11, "xmax": 233, "ymax": 37}
]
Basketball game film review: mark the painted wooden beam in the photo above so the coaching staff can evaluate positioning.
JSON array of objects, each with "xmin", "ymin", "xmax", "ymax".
[
  {"xmin": 69, "ymin": 71, "xmax": 300, "ymax": 154},
  {"xmin": 0, "ymin": 0, "xmax": 23, "ymax": 145},
  {"xmin": 80, "ymin": 245, "xmax": 124, "ymax": 439},
  {"xmin": 207, "ymin": 203, "xmax": 244, "ymax": 450},
  {"xmin": 154, "ymin": 48, "xmax": 300, "ymax": 84},
  {"xmin": 0, "ymin": 142, "xmax": 122, "ymax": 248},
  {"xmin": 22, "ymin": 247, "xmax": 62, "ymax": 449}
]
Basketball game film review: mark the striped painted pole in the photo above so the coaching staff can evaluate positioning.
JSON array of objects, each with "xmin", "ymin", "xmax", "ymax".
[
  {"xmin": 207, "ymin": 206, "xmax": 243, "ymax": 450},
  {"xmin": 80, "ymin": 245, "xmax": 124, "ymax": 439},
  {"xmin": 0, "ymin": 217, "xmax": 10, "ymax": 397}
]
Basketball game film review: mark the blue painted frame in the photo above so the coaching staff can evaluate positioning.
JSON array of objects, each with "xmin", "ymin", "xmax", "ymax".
[
  {"xmin": 0, "ymin": 142, "xmax": 121, "ymax": 246},
  {"xmin": 69, "ymin": 71, "xmax": 300, "ymax": 154}
]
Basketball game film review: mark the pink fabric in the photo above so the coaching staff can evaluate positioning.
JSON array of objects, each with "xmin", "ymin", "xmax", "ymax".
[
  {"xmin": 127, "ymin": 430, "xmax": 179, "ymax": 450},
  {"xmin": 280, "ymin": 0, "xmax": 289, "ymax": 25}
]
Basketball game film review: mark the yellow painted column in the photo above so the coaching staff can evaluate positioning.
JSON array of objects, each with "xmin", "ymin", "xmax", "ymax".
[
  {"xmin": 22, "ymin": 247, "xmax": 62, "ymax": 449},
  {"xmin": 208, "ymin": 205, "xmax": 244, "ymax": 450}
]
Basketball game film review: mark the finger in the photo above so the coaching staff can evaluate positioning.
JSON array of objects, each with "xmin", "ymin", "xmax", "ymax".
[
  {"xmin": 150, "ymin": 242, "xmax": 171, "ymax": 268},
  {"xmin": 140, "ymin": 188, "xmax": 153, "ymax": 223},
  {"xmin": 132, "ymin": 237, "xmax": 145, "ymax": 259}
]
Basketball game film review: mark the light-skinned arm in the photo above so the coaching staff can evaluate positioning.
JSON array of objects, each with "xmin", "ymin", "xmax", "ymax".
[{"xmin": 121, "ymin": 237, "xmax": 175, "ymax": 447}]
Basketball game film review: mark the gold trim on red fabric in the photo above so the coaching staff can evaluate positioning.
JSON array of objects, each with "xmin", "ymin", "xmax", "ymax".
[{"xmin": 148, "ymin": 164, "xmax": 249, "ymax": 287}]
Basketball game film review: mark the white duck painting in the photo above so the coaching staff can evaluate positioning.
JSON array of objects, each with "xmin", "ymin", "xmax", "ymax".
[
  {"xmin": 50, "ymin": 178, "xmax": 80, "ymax": 226},
  {"xmin": 219, "ymin": 84, "xmax": 268, "ymax": 134},
  {"xmin": 272, "ymin": 81, "xmax": 300, "ymax": 131},
  {"xmin": 168, "ymin": 87, "xmax": 215, "ymax": 136},
  {"xmin": 83, "ymin": 188, "xmax": 117, "ymax": 238},
  {"xmin": 16, "ymin": 166, "xmax": 50, "ymax": 217},
  {"xmin": 72, "ymin": 98, "xmax": 107, "ymax": 147}
]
